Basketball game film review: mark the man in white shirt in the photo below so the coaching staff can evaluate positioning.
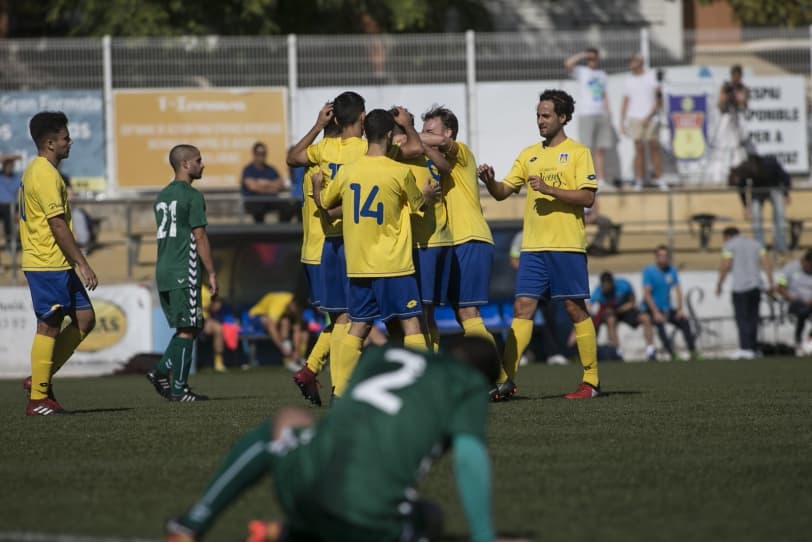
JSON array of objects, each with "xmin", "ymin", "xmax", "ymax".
[
  {"xmin": 564, "ymin": 48, "xmax": 614, "ymax": 189},
  {"xmin": 621, "ymin": 52, "xmax": 663, "ymax": 190}
]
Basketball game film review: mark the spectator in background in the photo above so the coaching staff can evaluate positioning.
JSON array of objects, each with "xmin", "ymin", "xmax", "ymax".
[
  {"xmin": 241, "ymin": 142, "xmax": 296, "ymax": 223},
  {"xmin": 0, "ymin": 154, "xmax": 22, "ymax": 249},
  {"xmin": 708, "ymin": 65, "xmax": 749, "ymax": 183},
  {"xmin": 200, "ymin": 285, "xmax": 227, "ymax": 372},
  {"xmin": 775, "ymin": 249, "xmax": 812, "ymax": 356},
  {"xmin": 620, "ymin": 52, "xmax": 664, "ymax": 191},
  {"xmin": 641, "ymin": 245, "xmax": 700, "ymax": 361},
  {"xmin": 248, "ymin": 291, "xmax": 309, "ymax": 371},
  {"xmin": 589, "ymin": 271, "xmax": 648, "ymax": 360},
  {"xmin": 62, "ymin": 173, "xmax": 99, "ymax": 254},
  {"xmin": 584, "ymin": 197, "xmax": 618, "ymax": 255},
  {"xmin": 729, "ymin": 151, "xmax": 790, "ymax": 254},
  {"xmin": 715, "ymin": 227, "xmax": 773, "ymax": 360},
  {"xmin": 564, "ymin": 48, "xmax": 613, "ymax": 190}
]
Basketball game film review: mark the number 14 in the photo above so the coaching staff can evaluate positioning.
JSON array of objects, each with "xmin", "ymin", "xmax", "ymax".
[{"xmin": 349, "ymin": 183, "xmax": 383, "ymax": 225}]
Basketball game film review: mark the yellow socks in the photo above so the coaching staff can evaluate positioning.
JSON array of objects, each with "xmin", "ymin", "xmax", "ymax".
[
  {"xmin": 30, "ymin": 334, "xmax": 56, "ymax": 400},
  {"xmin": 502, "ymin": 318, "xmax": 533, "ymax": 381},
  {"xmin": 404, "ymin": 333, "xmax": 428, "ymax": 351},
  {"xmin": 333, "ymin": 334, "xmax": 363, "ymax": 397},
  {"xmin": 573, "ymin": 318, "xmax": 599, "ymax": 388},
  {"xmin": 428, "ymin": 325, "xmax": 440, "ymax": 353},
  {"xmin": 51, "ymin": 326, "xmax": 86, "ymax": 376},
  {"xmin": 462, "ymin": 316, "xmax": 510, "ymax": 383},
  {"xmin": 214, "ymin": 353, "xmax": 226, "ymax": 372},
  {"xmin": 305, "ymin": 329, "xmax": 331, "ymax": 374}
]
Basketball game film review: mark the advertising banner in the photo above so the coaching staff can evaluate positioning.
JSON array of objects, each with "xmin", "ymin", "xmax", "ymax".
[
  {"xmin": 0, "ymin": 285, "xmax": 152, "ymax": 378},
  {"xmin": 114, "ymin": 88, "xmax": 287, "ymax": 189},
  {"xmin": 668, "ymin": 94, "xmax": 709, "ymax": 161},
  {"xmin": 0, "ymin": 90, "xmax": 106, "ymax": 191}
]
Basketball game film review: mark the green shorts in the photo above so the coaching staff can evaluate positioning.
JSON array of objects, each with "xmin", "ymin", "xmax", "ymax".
[{"xmin": 159, "ymin": 287, "xmax": 203, "ymax": 330}]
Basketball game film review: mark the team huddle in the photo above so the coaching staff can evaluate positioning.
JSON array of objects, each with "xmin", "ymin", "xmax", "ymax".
[{"xmin": 18, "ymin": 88, "xmax": 598, "ymax": 541}]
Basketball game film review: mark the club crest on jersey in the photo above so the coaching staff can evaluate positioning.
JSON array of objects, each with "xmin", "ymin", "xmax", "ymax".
[
  {"xmin": 406, "ymin": 299, "xmax": 418, "ymax": 309},
  {"xmin": 558, "ymin": 153, "xmax": 569, "ymax": 165}
]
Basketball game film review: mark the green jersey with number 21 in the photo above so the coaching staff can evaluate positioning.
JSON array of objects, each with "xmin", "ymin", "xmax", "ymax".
[{"xmin": 154, "ymin": 180, "xmax": 207, "ymax": 292}]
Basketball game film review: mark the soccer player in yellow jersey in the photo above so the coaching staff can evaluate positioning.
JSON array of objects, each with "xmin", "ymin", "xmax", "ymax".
[
  {"xmin": 478, "ymin": 89, "xmax": 600, "ymax": 400},
  {"xmin": 314, "ymin": 109, "xmax": 440, "ymax": 398},
  {"xmin": 19, "ymin": 111, "xmax": 98, "ymax": 416},
  {"xmin": 421, "ymin": 107, "xmax": 502, "ymax": 367}
]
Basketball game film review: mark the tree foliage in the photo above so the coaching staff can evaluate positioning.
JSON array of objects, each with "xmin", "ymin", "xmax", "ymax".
[{"xmin": 698, "ymin": 0, "xmax": 812, "ymax": 27}]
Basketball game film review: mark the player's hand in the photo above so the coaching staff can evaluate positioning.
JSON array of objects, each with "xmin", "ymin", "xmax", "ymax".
[
  {"xmin": 208, "ymin": 272, "xmax": 218, "ymax": 297},
  {"xmin": 422, "ymin": 180, "xmax": 442, "ymax": 204},
  {"xmin": 316, "ymin": 102, "xmax": 334, "ymax": 129},
  {"xmin": 653, "ymin": 310, "xmax": 665, "ymax": 324},
  {"xmin": 529, "ymin": 175, "xmax": 553, "ymax": 195},
  {"xmin": 477, "ymin": 164, "xmax": 495, "ymax": 184},
  {"xmin": 77, "ymin": 262, "xmax": 98, "ymax": 291},
  {"xmin": 715, "ymin": 283, "xmax": 722, "ymax": 297},
  {"xmin": 391, "ymin": 106, "xmax": 411, "ymax": 126}
]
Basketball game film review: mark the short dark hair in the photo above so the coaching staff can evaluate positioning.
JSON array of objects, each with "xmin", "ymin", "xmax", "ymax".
[
  {"xmin": 599, "ymin": 271, "xmax": 614, "ymax": 284},
  {"xmin": 363, "ymin": 109, "xmax": 395, "ymax": 143},
  {"xmin": 655, "ymin": 244, "xmax": 669, "ymax": 253},
  {"xmin": 333, "ymin": 91, "xmax": 366, "ymax": 128},
  {"xmin": 324, "ymin": 119, "xmax": 341, "ymax": 138},
  {"xmin": 538, "ymin": 89, "xmax": 575, "ymax": 125},
  {"xmin": 446, "ymin": 336, "xmax": 500, "ymax": 385},
  {"xmin": 585, "ymin": 47, "xmax": 599, "ymax": 56},
  {"xmin": 731, "ymin": 64, "xmax": 743, "ymax": 76},
  {"xmin": 252, "ymin": 142, "xmax": 266, "ymax": 154},
  {"xmin": 422, "ymin": 105, "xmax": 459, "ymax": 140},
  {"xmin": 29, "ymin": 111, "xmax": 68, "ymax": 150},
  {"xmin": 723, "ymin": 226, "xmax": 740, "ymax": 237},
  {"xmin": 169, "ymin": 144, "xmax": 199, "ymax": 171}
]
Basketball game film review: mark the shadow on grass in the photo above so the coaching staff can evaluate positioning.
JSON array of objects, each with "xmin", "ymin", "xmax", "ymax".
[
  {"xmin": 67, "ymin": 407, "xmax": 134, "ymax": 414},
  {"xmin": 207, "ymin": 395, "xmax": 267, "ymax": 402},
  {"xmin": 442, "ymin": 531, "xmax": 537, "ymax": 541},
  {"xmin": 537, "ymin": 390, "xmax": 643, "ymax": 400}
]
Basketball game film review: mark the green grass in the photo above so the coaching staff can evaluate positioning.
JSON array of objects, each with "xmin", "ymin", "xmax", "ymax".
[{"xmin": 1, "ymin": 358, "xmax": 811, "ymax": 542}]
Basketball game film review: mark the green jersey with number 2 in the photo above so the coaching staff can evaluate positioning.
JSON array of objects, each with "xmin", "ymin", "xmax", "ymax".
[{"xmin": 154, "ymin": 180, "xmax": 207, "ymax": 292}]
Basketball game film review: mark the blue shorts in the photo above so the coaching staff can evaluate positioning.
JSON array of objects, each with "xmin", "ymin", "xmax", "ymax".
[
  {"xmin": 25, "ymin": 269, "xmax": 93, "ymax": 321},
  {"xmin": 303, "ymin": 263, "xmax": 322, "ymax": 307},
  {"xmin": 348, "ymin": 275, "xmax": 423, "ymax": 323},
  {"xmin": 414, "ymin": 246, "xmax": 451, "ymax": 305},
  {"xmin": 320, "ymin": 237, "xmax": 349, "ymax": 313},
  {"xmin": 515, "ymin": 251, "xmax": 589, "ymax": 300},
  {"xmin": 448, "ymin": 241, "xmax": 493, "ymax": 308}
]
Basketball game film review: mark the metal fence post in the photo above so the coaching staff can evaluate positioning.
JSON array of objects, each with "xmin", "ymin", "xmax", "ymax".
[
  {"xmin": 640, "ymin": 27, "xmax": 650, "ymax": 68},
  {"xmin": 287, "ymin": 34, "xmax": 298, "ymax": 147},
  {"xmin": 103, "ymin": 35, "xmax": 116, "ymax": 194},
  {"xmin": 465, "ymin": 30, "xmax": 478, "ymax": 155}
]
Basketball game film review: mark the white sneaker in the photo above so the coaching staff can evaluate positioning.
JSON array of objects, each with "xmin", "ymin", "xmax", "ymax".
[
  {"xmin": 645, "ymin": 344, "xmax": 657, "ymax": 361},
  {"xmin": 546, "ymin": 354, "xmax": 569, "ymax": 365}
]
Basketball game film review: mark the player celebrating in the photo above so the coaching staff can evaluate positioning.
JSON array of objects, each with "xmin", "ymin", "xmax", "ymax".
[
  {"xmin": 314, "ymin": 109, "xmax": 439, "ymax": 398},
  {"xmin": 478, "ymin": 89, "xmax": 600, "ymax": 400},
  {"xmin": 146, "ymin": 145, "xmax": 217, "ymax": 402},
  {"xmin": 165, "ymin": 337, "xmax": 527, "ymax": 542},
  {"xmin": 421, "ymin": 107, "xmax": 501, "ymax": 358},
  {"xmin": 20, "ymin": 111, "xmax": 98, "ymax": 416}
]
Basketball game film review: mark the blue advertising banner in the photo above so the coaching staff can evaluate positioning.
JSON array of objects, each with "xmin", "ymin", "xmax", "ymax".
[
  {"xmin": 667, "ymin": 94, "xmax": 708, "ymax": 161},
  {"xmin": 0, "ymin": 90, "xmax": 105, "ymax": 191}
]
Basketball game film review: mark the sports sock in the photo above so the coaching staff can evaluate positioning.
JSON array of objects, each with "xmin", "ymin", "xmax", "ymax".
[
  {"xmin": 574, "ymin": 318, "xmax": 599, "ymax": 388},
  {"xmin": 404, "ymin": 333, "xmax": 428, "ymax": 351},
  {"xmin": 171, "ymin": 336, "xmax": 195, "ymax": 396},
  {"xmin": 30, "ymin": 334, "xmax": 56, "ymax": 400},
  {"xmin": 156, "ymin": 337, "xmax": 177, "ymax": 377},
  {"xmin": 462, "ymin": 317, "xmax": 510, "ymax": 382},
  {"xmin": 333, "ymin": 334, "xmax": 363, "ymax": 397},
  {"xmin": 502, "ymin": 318, "xmax": 533, "ymax": 381},
  {"xmin": 428, "ymin": 325, "xmax": 441, "ymax": 353},
  {"xmin": 305, "ymin": 329, "xmax": 331, "ymax": 374},
  {"xmin": 181, "ymin": 419, "xmax": 274, "ymax": 537},
  {"xmin": 213, "ymin": 353, "xmax": 225, "ymax": 371},
  {"xmin": 51, "ymin": 326, "xmax": 86, "ymax": 376},
  {"xmin": 327, "ymin": 323, "xmax": 350, "ymax": 391}
]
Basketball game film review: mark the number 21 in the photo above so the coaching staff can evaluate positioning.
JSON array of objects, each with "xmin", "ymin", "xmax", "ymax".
[{"xmin": 156, "ymin": 200, "xmax": 177, "ymax": 238}]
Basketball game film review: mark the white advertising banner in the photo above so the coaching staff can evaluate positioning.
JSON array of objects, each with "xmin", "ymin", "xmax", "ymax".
[{"xmin": 0, "ymin": 284, "xmax": 152, "ymax": 378}]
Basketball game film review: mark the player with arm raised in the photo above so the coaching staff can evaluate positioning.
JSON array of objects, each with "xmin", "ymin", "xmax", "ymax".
[{"xmin": 478, "ymin": 89, "xmax": 600, "ymax": 400}]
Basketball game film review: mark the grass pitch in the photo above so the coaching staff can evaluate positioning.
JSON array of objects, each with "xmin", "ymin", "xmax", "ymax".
[{"xmin": 1, "ymin": 357, "xmax": 811, "ymax": 542}]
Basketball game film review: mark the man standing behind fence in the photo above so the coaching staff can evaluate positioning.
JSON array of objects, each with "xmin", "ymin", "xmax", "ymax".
[
  {"xmin": 478, "ymin": 89, "xmax": 600, "ymax": 400},
  {"xmin": 146, "ymin": 144, "xmax": 217, "ymax": 402},
  {"xmin": 715, "ymin": 227, "xmax": 773, "ymax": 360},
  {"xmin": 20, "ymin": 112, "xmax": 98, "ymax": 416},
  {"xmin": 620, "ymin": 52, "xmax": 663, "ymax": 191}
]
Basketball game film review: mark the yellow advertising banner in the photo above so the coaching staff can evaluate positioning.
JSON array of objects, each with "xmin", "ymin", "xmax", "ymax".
[{"xmin": 114, "ymin": 88, "xmax": 287, "ymax": 189}]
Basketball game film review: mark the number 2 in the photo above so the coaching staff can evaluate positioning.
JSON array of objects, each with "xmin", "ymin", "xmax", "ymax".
[
  {"xmin": 351, "ymin": 349, "xmax": 426, "ymax": 415},
  {"xmin": 156, "ymin": 200, "xmax": 177, "ymax": 238},
  {"xmin": 349, "ymin": 183, "xmax": 383, "ymax": 225}
]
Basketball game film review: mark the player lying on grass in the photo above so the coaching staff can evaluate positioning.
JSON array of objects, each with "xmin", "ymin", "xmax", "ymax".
[{"xmin": 165, "ymin": 337, "xmax": 526, "ymax": 542}]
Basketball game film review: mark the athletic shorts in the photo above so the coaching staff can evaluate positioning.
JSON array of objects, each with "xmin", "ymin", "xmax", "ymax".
[
  {"xmin": 25, "ymin": 269, "xmax": 92, "ymax": 321},
  {"xmin": 348, "ymin": 275, "xmax": 422, "ymax": 323},
  {"xmin": 413, "ymin": 246, "xmax": 451, "ymax": 305},
  {"xmin": 579, "ymin": 112, "xmax": 614, "ymax": 150},
  {"xmin": 320, "ymin": 237, "xmax": 349, "ymax": 313},
  {"xmin": 447, "ymin": 241, "xmax": 493, "ymax": 308},
  {"xmin": 515, "ymin": 251, "xmax": 589, "ymax": 301},
  {"xmin": 595, "ymin": 306, "xmax": 641, "ymax": 328},
  {"xmin": 159, "ymin": 286, "xmax": 203, "ymax": 329},
  {"xmin": 627, "ymin": 117, "xmax": 659, "ymax": 142},
  {"xmin": 303, "ymin": 263, "xmax": 322, "ymax": 307}
]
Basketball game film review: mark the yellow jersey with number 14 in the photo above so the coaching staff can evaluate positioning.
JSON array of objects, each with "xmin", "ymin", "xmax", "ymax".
[
  {"xmin": 321, "ymin": 155, "xmax": 423, "ymax": 278},
  {"xmin": 19, "ymin": 156, "xmax": 73, "ymax": 271},
  {"xmin": 443, "ymin": 141, "xmax": 493, "ymax": 246},
  {"xmin": 306, "ymin": 136, "xmax": 368, "ymax": 238},
  {"xmin": 502, "ymin": 137, "xmax": 598, "ymax": 253}
]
